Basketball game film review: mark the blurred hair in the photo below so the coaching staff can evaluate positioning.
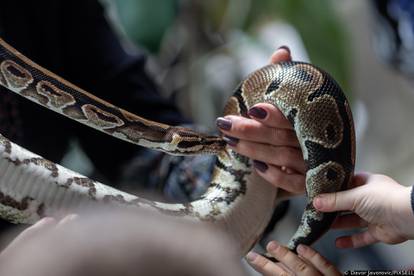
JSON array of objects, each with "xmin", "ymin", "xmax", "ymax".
[{"xmin": 0, "ymin": 208, "xmax": 246, "ymax": 276}]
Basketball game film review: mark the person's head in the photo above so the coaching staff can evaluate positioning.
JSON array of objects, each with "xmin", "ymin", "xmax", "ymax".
[{"xmin": 0, "ymin": 208, "xmax": 246, "ymax": 276}]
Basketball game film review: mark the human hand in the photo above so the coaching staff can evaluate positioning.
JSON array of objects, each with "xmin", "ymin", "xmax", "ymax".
[
  {"xmin": 246, "ymin": 241, "xmax": 341, "ymax": 276},
  {"xmin": 313, "ymin": 173, "xmax": 414, "ymax": 248},
  {"xmin": 216, "ymin": 46, "xmax": 306, "ymax": 198},
  {"xmin": 0, "ymin": 214, "xmax": 78, "ymax": 260}
]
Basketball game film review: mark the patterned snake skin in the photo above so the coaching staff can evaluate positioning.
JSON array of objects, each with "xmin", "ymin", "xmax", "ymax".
[{"xmin": 0, "ymin": 37, "xmax": 355, "ymax": 255}]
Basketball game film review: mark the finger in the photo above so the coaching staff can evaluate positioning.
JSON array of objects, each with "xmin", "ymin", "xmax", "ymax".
[
  {"xmin": 56, "ymin": 214, "xmax": 79, "ymax": 228},
  {"xmin": 335, "ymin": 231, "xmax": 379, "ymax": 249},
  {"xmin": 331, "ymin": 213, "xmax": 368, "ymax": 230},
  {"xmin": 228, "ymin": 139, "xmax": 306, "ymax": 173},
  {"xmin": 18, "ymin": 217, "xmax": 57, "ymax": 240},
  {"xmin": 245, "ymin": 251, "xmax": 289, "ymax": 276},
  {"xmin": 297, "ymin": 244, "xmax": 341, "ymax": 276},
  {"xmin": 247, "ymin": 103, "xmax": 294, "ymax": 130},
  {"xmin": 313, "ymin": 187, "xmax": 361, "ymax": 213},
  {"xmin": 3, "ymin": 217, "xmax": 57, "ymax": 251},
  {"xmin": 254, "ymin": 161, "xmax": 305, "ymax": 194},
  {"xmin": 350, "ymin": 172, "xmax": 371, "ymax": 188},
  {"xmin": 217, "ymin": 115, "xmax": 298, "ymax": 146},
  {"xmin": 266, "ymin": 241, "xmax": 317, "ymax": 275},
  {"xmin": 270, "ymin": 45, "xmax": 292, "ymax": 64}
]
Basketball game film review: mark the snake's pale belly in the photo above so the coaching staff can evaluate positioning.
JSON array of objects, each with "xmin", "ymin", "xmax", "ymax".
[{"xmin": 0, "ymin": 37, "xmax": 355, "ymax": 255}]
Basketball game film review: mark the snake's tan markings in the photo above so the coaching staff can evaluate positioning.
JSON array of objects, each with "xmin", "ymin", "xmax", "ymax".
[
  {"xmin": 0, "ymin": 66, "xmax": 6, "ymax": 87},
  {"xmin": 298, "ymin": 95, "xmax": 343, "ymax": 148},
  {"xmin": 223, "ymin": 96, "xmax": 241, "ymax": 116},
  {"xmin": 36, "ymin": 80, "xmax": 76, "ymax": 109},
  {"xmin": 306, "ymin": 161, "xmax": 346, "ymax": 199},
  {"xmin": 62, "ymin": 105, "xmax": 88, "ymax": 120},
  {"xmin": 36, "ymin": 203, "xmax": 45, "ymax": 217},
  {"xmin": 6, "ymin": 157, "xmax": 59, "ymax": 178},
  {"xmin": 0, "ymin": 192, "xmax": 32, "ymax": 212},
  {"xmin": 65, "ymin": 177, "xmax": 97, "ymax": 199},
  {"xmin": 0, "ymin": 60, "xmax": 33, "ymax": 91},
  {"xmin": 0, "ymin": 36, "xmax": 355, "ymax": 254},
  {"xmin": 0, "ymin": 135, "xmax": 12, "ymax": 154},
  {"xmin": 82, "ymin": 104, "xmax": 124, "ymax": 128}
]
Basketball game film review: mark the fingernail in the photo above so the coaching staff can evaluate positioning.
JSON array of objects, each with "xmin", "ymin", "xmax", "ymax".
[
  {"xmin": 223, "ymin": 136, "xmax": 239, "ymax": 147},
  {"xmin": 253, "ymin": 160, "xmax": 268, "ymax": 172},
  {"xmin": 267, "ymin": 241, "xmax": 279, "ymax": 251},
  {"xmin": 297, "ymin": 244, "xmax": 307, "ymax": 255},
  {"xmin": 248, "ymin": 107, "xmax": 267, "ymax": 119},
  {"xmin": 313, "ymin": 196, "xmax": 324, "ymax": 209},
  {"xmin": 277, "ymin": 45, "xmax": 291, "ymax": 55},
  {"xmin": 216, "ymin": 117, "xmax": 232, "ymax": 131},
  {"xmin": 246, "ymin": 251, "xmax": 258, "ymax": 262}
]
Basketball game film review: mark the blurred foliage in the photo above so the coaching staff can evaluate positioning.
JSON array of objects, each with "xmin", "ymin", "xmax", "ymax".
[
  {"xmin": 114, "ymin": 0, "xmax": 178, "ymax": 52},
  {"xmin": 114, "ymin": 0, "xmax": 350, "ymax": 95},
  {"xmin": 246, "ymin": 0, "xmax": 350, "ymax": 93}
]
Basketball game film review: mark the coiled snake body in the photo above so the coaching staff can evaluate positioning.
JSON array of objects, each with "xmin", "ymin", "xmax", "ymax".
[{"xmin": 0, "ymin": 37, "xmax": 355, "ymax": 254}]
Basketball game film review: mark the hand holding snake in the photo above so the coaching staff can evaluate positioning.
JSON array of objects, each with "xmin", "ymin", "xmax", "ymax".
[
  {"xmin": 218, "ymin": 47, "xmax": 306, "ymax": 198},
  {"xmin": 0, "ymin": 36, "xmax": 355, "ymax": 256}
]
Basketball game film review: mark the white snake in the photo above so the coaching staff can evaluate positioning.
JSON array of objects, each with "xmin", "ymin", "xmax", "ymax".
[{"xmin": 0, "ymin": 37, "xmax": 355, "ymax": 255}]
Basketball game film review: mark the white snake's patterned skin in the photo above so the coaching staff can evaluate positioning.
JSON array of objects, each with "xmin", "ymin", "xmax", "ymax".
[{"xmin": 0, "ymin": 37, "xmax": 355, "ymax": 255}]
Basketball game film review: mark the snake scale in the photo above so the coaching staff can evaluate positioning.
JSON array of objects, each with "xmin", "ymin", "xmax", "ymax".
[{"xmin": 0, "ymin": 37, "xmax": 355, "ymax": 255}]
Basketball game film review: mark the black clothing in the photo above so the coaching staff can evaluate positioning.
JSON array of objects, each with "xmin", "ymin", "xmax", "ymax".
[{"xmin": 0, "ymin": 0, "xmax": 189, "ymax": 183}]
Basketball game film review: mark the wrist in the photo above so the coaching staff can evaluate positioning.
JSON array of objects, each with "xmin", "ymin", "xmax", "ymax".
[{"xmin": 393, "ymin": 186, "xmax": 414, "ymax": 239}]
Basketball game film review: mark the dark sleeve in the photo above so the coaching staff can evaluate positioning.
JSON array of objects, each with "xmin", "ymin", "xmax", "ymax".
[
  {"xmin": 58, "ymin": 0, "xmax": 191, "ymax": 183},
  {"xmin": 411, "ymin": 186, "xmax": 414, "ymax": 216}
]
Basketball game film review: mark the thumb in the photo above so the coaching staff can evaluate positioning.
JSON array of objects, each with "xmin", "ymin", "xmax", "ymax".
[{"xmin": 313, "ymin": 189, "xmax": 359, "ymax": 213}]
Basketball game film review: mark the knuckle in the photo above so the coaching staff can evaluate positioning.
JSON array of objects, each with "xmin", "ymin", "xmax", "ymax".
[
  {"xmin": 234, "ymin": 120, "xmax": 256, "ymax": 135},
  {"xmin": 294, "ymin": 261, "xmax": 308, "ymax": 273},
  {"xmin": 274, "ymin": 245, "xmax": 289, "ymax": 259},
  {"xmin": 267, "ymin": 169, "xmax": 284, "ymax": 185},
  {"xmin": 282, "ymin": 147, "xmax": 300, "ymax": 160},
  {"xmin": 305, "ymin": 247, "xmax": 318, "ymax": 259},
  {"xmin": 238, "ymin": 142, "xmax": 255, "ymax": 157},
  {"xmin": 291, "ymin": 177, "xmax": 306, "ymax": 193},
  {"xmin": 271, "ymin": 128, "xmax": 294, "ymax": 144},
  {"xmin": 255, "ymin": 256, "xmax": 269, "ymax": 268}
]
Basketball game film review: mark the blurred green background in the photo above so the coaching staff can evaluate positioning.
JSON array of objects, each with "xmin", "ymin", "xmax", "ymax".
[{"xmin": 112, "ymin": 0, "xmax": 350, "ymax": 93}]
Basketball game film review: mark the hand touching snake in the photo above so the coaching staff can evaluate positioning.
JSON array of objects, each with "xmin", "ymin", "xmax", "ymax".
[{"xmin": 0, "ymin": 37, "xmax": 355, "ymax": 255}]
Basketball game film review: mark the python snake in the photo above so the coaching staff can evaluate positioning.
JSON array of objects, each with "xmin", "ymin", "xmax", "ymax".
[{"xmin": 0, "ymin": 37, "xmax": 355, "ymax": 255}]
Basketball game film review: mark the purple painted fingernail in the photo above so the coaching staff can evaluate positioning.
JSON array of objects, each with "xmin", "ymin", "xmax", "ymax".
[
  {"xmin": 223, "ymin": 136, "xmax": 239, "ymax": 147},
  {"xmin": 277, "ymin": 45, "xmax": 291, "ymax": 54},
  {"xmin": 253, "ymin": 160, "xmax": 268, "ymax": 172},
  {"xmin": 216, "ymin": 117, "xmax": 232, "ymax": 131},
  {"xmin": 248, "ymin": 107, "xmax": 267, "ymax": 119}
]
